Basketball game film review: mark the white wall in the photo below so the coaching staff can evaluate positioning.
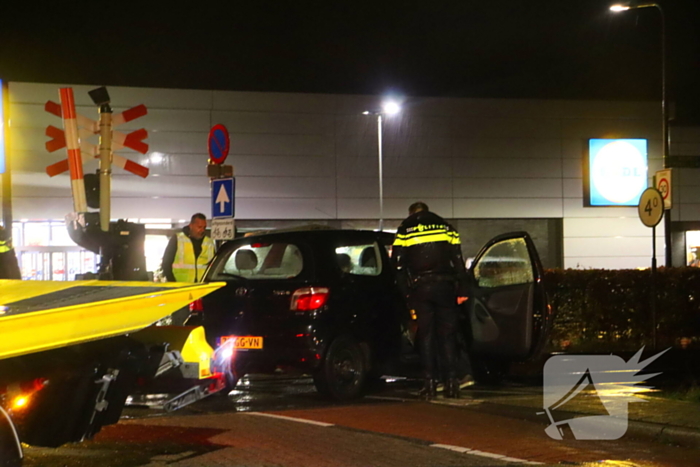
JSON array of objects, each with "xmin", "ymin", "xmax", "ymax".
[{"xmin": 6, "ymin": 82, "xmax": 667, "ymax": 269}]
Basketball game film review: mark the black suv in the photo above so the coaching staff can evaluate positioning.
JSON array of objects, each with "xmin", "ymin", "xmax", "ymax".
[{"xmin": 192, "ymin": 228, "xmax": 552, "ymax": 400}]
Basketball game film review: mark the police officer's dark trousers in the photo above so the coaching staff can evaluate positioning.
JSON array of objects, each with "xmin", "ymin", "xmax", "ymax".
[{"xmin": 411, "ymin": 280, "xmax": 458, "ymax": 382}]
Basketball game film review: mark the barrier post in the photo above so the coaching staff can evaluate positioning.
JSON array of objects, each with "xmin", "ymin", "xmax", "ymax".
[{"xmin": 59, "ymin": 88, "xmax": 87, "ymax": 213}]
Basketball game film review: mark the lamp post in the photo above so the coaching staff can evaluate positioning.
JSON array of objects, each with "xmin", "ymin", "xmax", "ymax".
[
  {"xmin": 363, "ymin": 101, "xmax": 401, "ymax": 231},
  {"xmin": 611, "ymin": 1, "xmax": 671, "ymax": 266}
]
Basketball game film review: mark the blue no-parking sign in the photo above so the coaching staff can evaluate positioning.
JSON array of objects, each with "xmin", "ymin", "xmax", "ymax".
[
  {"xmin": 212, "ymin": 178, "xmax": 235, "ymax": 218},
  {"xmin": 208, "ymin": 124, "xmax": 230, "ymax": 165}
]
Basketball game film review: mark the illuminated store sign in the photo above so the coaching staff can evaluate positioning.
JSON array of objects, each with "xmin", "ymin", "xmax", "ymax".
[{"xmin": 586, "ymin": 138, "xmax": 648, "ymax": 207}]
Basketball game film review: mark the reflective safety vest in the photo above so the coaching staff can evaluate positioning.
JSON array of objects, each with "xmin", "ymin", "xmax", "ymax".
[
  {"xmin": 172, "ymin": 232, "xmax": 215, "ymax": 282},
  {"xmin": 393, "ymin": 224, "xmax": 461, "ymax": 247},
  {"xmin": 0, "ymin": 241, "xmax": 10, "ymax": 254}
]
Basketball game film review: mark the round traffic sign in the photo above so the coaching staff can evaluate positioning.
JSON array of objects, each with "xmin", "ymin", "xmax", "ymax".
[
  {"xmin": 658, "ymin": 178, "xmax": 670, "ymax": 200},
  {"xmin": 637, "ymin": 187, "xmax": 664, "ymax": 228},
  {"xmin": 208, "ymin": 124, "xmax": 230, "ymax": 164}
]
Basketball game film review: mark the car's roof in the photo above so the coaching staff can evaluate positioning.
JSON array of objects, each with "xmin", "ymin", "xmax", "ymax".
[{"xmin": 235, "ymin": 227, "xmax": 394, "ymax": 242}]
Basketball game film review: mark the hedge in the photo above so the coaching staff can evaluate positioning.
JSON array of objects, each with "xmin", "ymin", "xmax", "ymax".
[{"xmin": 543, "ymin": 268, "xmax": 700, "ymax": 352}]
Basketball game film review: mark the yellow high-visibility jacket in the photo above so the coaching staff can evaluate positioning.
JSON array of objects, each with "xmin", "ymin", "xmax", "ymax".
[{"xmin": 172, "ymin": 232, "xmax": 215, "ymax": 282}]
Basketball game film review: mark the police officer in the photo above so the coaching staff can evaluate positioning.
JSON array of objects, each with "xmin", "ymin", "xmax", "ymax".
[
  {"xmin": 393, "ymin": 202, "xmax": 470, "ymax": 400},
  {"xmin": 161, "ymin": 213, "xmax": 215, "ymax": 283}
]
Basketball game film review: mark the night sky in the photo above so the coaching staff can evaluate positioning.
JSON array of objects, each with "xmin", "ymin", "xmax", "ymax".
[{"xmin": 2, "ymin": 1, "xmax": 699, "ymax": 120}]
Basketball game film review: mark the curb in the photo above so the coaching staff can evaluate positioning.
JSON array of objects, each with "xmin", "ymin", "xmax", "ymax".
[{"xmin": 465, "ymin": 401, "xmax": 700, "ymax": 448}]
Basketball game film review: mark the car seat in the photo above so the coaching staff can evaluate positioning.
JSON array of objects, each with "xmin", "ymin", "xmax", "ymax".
[
  {"xmin": 235, "ymin": 249, "xmax": 258, "ymax": 275},
  {"xmin": 359, "ymin": 247, "xmax": 377, "ymax": 268},
  {"xmin": 336, "ymin": 253, "xmax": 353, "ymax": 273}
]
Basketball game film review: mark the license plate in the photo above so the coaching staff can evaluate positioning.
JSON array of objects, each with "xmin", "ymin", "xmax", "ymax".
[{"xmin": 220, "ymin": 335, "xmax": 263, "ymax": 350}]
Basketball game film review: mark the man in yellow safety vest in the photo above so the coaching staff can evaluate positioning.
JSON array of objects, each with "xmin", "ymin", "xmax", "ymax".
[{"xmin": 161, "ymin": 213, "xmax": 216, "ymax": 283}]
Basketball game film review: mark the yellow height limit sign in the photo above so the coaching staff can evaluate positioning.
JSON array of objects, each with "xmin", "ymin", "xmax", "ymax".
[{"xmin": 638, "ymin": 187, "xmax": 664, "ymax": 228}]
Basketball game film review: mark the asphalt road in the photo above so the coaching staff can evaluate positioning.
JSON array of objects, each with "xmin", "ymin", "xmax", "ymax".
[{"xmin": 22, "ymin": 376, "xmax": 700, "ymax": 467}]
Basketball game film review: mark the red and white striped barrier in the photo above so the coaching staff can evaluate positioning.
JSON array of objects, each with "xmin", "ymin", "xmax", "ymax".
[
  {"xmin": 44, "ymin": 101, "xmax": 149, "ymax": 178},
  {"xmin": 45, "ymin": 142, "xmax": 150, "ymax": 179},
  {"xmin": 112, "ymin": 104, "xmax": 147, "ymax": 126},
  {"xmin": 59, "ymin": 88, "xmax": 87, "ymax": 212},
  {"xmin": 112, "ymin": 128, "xmax": 149, "ymax": 154},
  {"xmin": 112, "ymin": 153, "xmax": 149, "ymax": 178}
]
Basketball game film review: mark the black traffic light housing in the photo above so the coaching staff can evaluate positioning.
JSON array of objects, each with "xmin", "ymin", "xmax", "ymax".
[
  {"xmin": 88, "ymin": 86, "xmax": 110, "ymax": 106},
  {"xmin": 84, "ymin": 171, "xmax": 100, "ymax": 209}
]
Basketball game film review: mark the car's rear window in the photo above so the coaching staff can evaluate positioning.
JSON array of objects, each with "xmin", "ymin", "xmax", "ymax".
[{"xmin": 213, "ymin": 242, "xmax": 304, "ymax": 280}]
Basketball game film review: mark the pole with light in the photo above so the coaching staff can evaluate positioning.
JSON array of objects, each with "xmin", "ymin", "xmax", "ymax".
[
  {"xmin": 363, "ymin": 100, "xmax": 401, "ymax": 231},
  {"xmin": 610, "ymin": 1, "xmax": 672, "ymax": 266}
]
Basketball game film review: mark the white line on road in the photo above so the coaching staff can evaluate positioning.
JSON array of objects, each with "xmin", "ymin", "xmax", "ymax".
[
  {"xmin": 467, "ymin": 449, "xmax": 505, "ymax": 459},
  {"xmin": 246, "ymin": 412, "xmax": 544, "ymax": 464},
  {"xmin": 430, "ymin": 443, "xmax": 471, "ymax": 453},
  {"xmin": 244, "ymin": 412, "xmax": 335, "ymax": 427},
  {"xmin": 430, "ymin": 444, "xmax": 544, "ymax": 465},
  {"xmin": 502, "ymin": 458, "xmax": 545, "ymax": 465}
]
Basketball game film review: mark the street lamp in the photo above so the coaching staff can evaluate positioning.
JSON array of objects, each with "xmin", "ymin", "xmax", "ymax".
[
  {"xmin": 363, "ymin": 100, "xmax": 401, "ymax": 231},
  {"xmin": 610, "ymin": 1, "xmax": 671, "ymax": 266}
]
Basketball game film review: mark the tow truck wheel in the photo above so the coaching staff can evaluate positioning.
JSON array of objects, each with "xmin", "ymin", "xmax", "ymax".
[
  {"xmin": 313, "ymin": 336, "xmax": 367, "ymax": 401},
  {"xmin": 0, "ymin": 407, "xmax": 22, "ymax": 467}
]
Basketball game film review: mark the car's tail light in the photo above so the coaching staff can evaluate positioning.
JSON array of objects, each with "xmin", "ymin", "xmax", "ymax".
[
  {"xmin": 290, "ymin": 287, "xmax": 329, "ymax": 311},
  {"xmin": 190, "ymin": 299, "xmax": 204, "ymax": 312}
]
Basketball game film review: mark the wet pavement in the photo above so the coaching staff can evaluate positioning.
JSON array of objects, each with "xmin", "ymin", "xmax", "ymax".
[
  {"xmin": 125, "ymin": 374, "xmax": 700, "ymax": 448},
  {"xmin": 22, "ymin": 375, "xmax": 700, "ymax": 466}
]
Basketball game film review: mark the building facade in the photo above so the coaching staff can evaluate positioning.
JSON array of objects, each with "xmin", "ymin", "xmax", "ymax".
[{"xmin": 3, "ymin": 81, "xmax": 700, "ymax": 278}]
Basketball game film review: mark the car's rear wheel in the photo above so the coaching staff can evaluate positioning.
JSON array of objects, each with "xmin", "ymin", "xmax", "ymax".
[{"xmin": 313, "ymin": 336, "xmax": 367, "ymax": 401}]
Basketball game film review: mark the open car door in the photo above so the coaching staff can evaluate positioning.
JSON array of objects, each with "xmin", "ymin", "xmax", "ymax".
[{"xmin": 466, "ymin": 231, "xmax": 551, "ymax": 361}]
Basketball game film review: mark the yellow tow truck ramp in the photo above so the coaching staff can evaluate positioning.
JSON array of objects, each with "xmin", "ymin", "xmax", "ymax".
[
  {"xmin": 0, "ymin": 280, "xmax": 224, "ymax": 361},
  {"xmin": 0, "ymin": 279, "xmax": 227, "ymax": 462}
]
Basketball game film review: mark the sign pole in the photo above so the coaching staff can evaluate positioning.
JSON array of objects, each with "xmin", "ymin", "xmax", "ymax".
[
  {"xmin": 638, "ymin": 187, "xmax": 663, "ymax": 350},
  {"xmin": 1, "ymin": 80, "xmax": 12, "ymax": 231},
  {"xmin": 651, "ymin": 223, "xmax": 657, "ymax": 350},
  {"xmin": 98, "ymin": 104, "xmax": 113, "ymax": 232}
]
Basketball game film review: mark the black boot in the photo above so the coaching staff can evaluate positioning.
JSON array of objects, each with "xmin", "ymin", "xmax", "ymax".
[
  {"xmin": 445, "ymin": 378, "xmax": 460, "ymax": 399},
  {"xmin": 420, "ymin": 379, "xmax": 437, "ymax": 400}
]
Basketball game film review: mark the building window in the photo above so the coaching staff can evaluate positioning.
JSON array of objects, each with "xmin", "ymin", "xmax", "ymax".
[{"xmin": 686, "ymin": 231, "xmax": 700, "ymax": 267}]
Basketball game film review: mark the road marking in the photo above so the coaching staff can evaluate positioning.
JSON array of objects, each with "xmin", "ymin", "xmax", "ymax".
[
  {"xmin": 502, "ymin": 458, "xmax": 545, "ymax": 465},
  {"xmin": 430, "ymin": 444, "xmax": 544, "ymax": 465},
  {"xmin": 458, "ymin": 449, "xmax": 505, "ymax": 459},
  {"xmin": 247, "ymin": 411, "xmax": 543, "ymax": 464},
  {"xmin": 245, "ymin": 412, "xmax": 334, "ymax": 427},
  {"xmin": 430, "ymin": 443, "xmax": 471, "ymax": 453}
]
